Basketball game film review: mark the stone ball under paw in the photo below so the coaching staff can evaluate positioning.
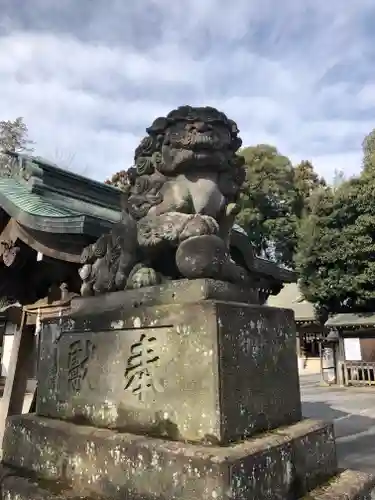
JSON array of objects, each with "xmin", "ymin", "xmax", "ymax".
[{"xmin": 175, "ymin": 234, "xmax": 229, "ymax": 279}]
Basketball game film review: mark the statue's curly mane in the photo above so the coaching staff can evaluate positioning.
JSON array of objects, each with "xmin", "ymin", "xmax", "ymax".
[{"xmin": 127, "ymin": 105, "xmax": 245, "ymax": 220}]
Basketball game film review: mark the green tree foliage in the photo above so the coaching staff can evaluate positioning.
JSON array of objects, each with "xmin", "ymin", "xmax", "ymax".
[
  {"xmin": 0, "ymin": 117, "xmax": 34, "ymax": 177},
  {"xmin": 296, "ymin": 134, "xmax": 375, "ymax": 314},
  {"xmin": 236, "ymin": 145, "xmax": 324, "ymax": 268},
  {"xmin": 332, "ymin": 168, "xmax": 346, "ymax": 191},
  {"xmin": 295, "ymin": 186, "xmax": 336, "ymax": 314},
  {"xmin": 362, "ymin": 128, "xmax": 375, "ymax": 174},
  {"xmin": 293, "ymin": 160, "xmax": 326, "ymax": 218}
]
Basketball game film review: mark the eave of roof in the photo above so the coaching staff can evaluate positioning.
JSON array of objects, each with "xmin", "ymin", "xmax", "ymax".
[
  {"xmin": 0, "ymin": 153, "xmax": 122, "ymax": 236},
  {"xmin": 325, "ymin": 312, "xmax": 375, "ymax": 328}
]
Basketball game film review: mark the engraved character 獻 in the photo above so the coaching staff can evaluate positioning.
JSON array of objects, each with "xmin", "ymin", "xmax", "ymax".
[
  {"xmin": 67, "ymin": 339, "xmax": 96, "ymax": 392},
  {"xmin": 124, "ymin": 333, "xmax": 163, "ymax": 401}
]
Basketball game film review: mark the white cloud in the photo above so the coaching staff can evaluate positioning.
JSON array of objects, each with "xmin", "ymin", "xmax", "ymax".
[{"xmin": 0, "ymin": 0, "xmax": 374, "ymax": 181}]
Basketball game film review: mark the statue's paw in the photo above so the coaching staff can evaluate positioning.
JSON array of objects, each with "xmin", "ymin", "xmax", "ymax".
[
  {"xmin": 138, "ymin": 221, "xmax": 179, "ymax": 247},
  {"xmin": 137, "ymin": 212, "xmax": 190, "ymax": 247},
  {"xmin": 127, "ymin": 266, "xmax": 161, "ymax": 289},
  {"xmin": 179, "ymin": 215, "xmax": 219, "ymax": 241},
  {"xmin": 200, "ymin": 215, "xmax": 220, "ymax": 234}
]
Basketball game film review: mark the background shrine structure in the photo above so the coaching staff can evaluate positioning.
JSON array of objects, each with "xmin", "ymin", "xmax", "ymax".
[
  {"xmin": 324, "ymin": 313, "xmax": 375, "ymax": 387},
  {"xmin": 268, "ymin": 282, "xmax": 325, "ymax": 375}
]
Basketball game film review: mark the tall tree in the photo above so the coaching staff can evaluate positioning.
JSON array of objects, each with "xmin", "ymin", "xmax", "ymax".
[
  {"xmin": 293, "ymin": 160, "xmax": 326, "ymax": 218},
  {"xmin": 0, "ymin": 117, "xmax": 34, "ymax": 177},
  {"xmin": 236, "ymin": 145, "xmax": 324, "ymax": 268},
  {"xmin": 296, "ymin": 172, "xmax": 375, "ymax": 315},
  {"xmin": 295, "ymin": 127, "xmax": 375, "ymax": 315},
  {"xmin": 332, "ymin": 169, "xmax": 346, "ymax": 191},
  {"xmin": 295, "ymin": 186, "xmax": 336, "ymax": 313},
  {"xmin": 362, "ymin": 128, "xmax": 375, "ymax": 175}
]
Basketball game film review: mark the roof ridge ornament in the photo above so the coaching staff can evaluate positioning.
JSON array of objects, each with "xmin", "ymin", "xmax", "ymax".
[{"xmin": 3, "ymin": 151, "xmax": 43, "ymax": 186}]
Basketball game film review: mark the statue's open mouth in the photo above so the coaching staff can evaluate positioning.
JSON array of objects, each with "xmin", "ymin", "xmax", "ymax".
[
  {"xmin": 168, "ymin": 147, "xmax": 230, "ymax": 172},
  {"xmin": 171, "ymin": 132, "xmax": 227, "ymax": 151}
]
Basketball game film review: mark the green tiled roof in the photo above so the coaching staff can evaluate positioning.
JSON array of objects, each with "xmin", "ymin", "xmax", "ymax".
[
  {"xmin": 0, "ymin": 153, "xmax": 122, "ymax": 236},
  {"xmin": 0, "ymin": 178, "xmax": 76, "ymax": 218}
]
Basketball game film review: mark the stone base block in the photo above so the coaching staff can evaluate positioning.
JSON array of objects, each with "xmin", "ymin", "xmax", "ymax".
[
  {"xmin": 37, "ymin": 298, "xmax": 301, "ymax": 444},
  {"xmin": 70, "ymin": 278, "xmax": 260, "ymax": 314},
  {"xmin": 0, "ymin": 466, "xmax": 96, "ymax": 499},
  {"xmin": 307, "ymin": 469, "xmax": 375, "ymax": 499},
  {"xmin": 1, "ymin": 467, "xmax": 373, "ymax": 500},
  {"xmin": 3, "ymin": 414, "xmax": 337, "ymax": 500}
]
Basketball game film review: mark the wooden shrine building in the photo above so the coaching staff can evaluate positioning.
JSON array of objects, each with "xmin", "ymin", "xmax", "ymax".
[
  {"xmin": 268, "ymin": 283, "xmax": 326, "ymax": 373},
  {"xmin": 325, "ymin": 313, "xmax": 375, "ymax": 386},
  {"xmin": 0, "ymin": 151, "xmax": 123, "ymax": 307},
  {"xmin": 0, "ymin": 151, "xmax": 123, "ymax": 433}
]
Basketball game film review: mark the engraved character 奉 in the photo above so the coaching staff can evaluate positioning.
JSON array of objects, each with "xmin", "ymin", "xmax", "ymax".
[{"xmin": 124, "ymin": 333, "xmax": 163, "ymax": 401}]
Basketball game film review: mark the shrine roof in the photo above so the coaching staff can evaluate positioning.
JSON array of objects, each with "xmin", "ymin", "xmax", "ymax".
[
  {"xmin": 0, "ymin": 152, "xmax": 122, "ymax": 237},
  {"xmin": 325, "ymin": 312, "xmax": 375, "ymax": 329},
  {"xmin": 0, "ymin": 178, "xmax": 76, "ymax": 217}
]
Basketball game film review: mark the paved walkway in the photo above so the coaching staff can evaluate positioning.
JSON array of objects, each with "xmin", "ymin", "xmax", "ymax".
[{"xmin": 301, "ymin": 374, "xmax": 375, "ymax": 473}]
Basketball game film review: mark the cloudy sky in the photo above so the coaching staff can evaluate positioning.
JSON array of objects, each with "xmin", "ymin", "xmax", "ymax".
[{"xmin": 1, "ymin": 0, "xmax": 374, "ymax": 182}]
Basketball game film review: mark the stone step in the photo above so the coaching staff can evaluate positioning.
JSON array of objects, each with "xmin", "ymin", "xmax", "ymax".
[
  {"xmin": 2, "ymin": 414, "xmax": 337, "ymax": 500},
  {"xmin": 306, "ymin": 469, "xmax": 375, "ymax": 499},
  {"xmin": 0, "ymin": 466, "xmax": 98, "ymax": 499},
  {"xmin": 1, "ymin": 468, "xmax": 373, "ymax": 500}
]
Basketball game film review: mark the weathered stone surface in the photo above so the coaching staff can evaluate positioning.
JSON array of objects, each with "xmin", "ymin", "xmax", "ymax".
[
  {"xmin": 71, "ymin": 278, "xmax": 260, "ymax": 315},
  {"xmin": 0, "ymin": 466, "xmax": 96, "ymax": 499},
  {"xmin": 36, "ymin": 299, "xmax": 301, "ymax": 443},
  {"xmin": 277, "ymin": 418, "xmax": 338, "ymax": 497},
  {"xmin": 306, "ymin": 469, "xmax": 375, "ymax": 499},
  {"xmin": 2, "ymin": 415, "xmax": 336, "ymax": 500}
]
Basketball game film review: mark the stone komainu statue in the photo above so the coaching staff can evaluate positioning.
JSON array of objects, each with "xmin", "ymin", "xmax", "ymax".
[{"xmin": 79, "ymin": 105, "xmax": 250, "ymax": 296}]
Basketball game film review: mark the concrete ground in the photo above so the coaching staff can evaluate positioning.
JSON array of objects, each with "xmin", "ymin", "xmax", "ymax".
[{"xmin": 301, "ymin": 373, "xmax": 375, "ymax": 474}]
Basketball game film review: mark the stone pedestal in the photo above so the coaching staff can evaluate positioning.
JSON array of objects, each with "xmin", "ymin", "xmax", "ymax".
[
  {"xmin": 36, "ymin": 297, "xmax": 301, "ymax": 443},
  {"xmin": 1, "ymin": 280, "xmax": 374, "ymax": 499}
]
